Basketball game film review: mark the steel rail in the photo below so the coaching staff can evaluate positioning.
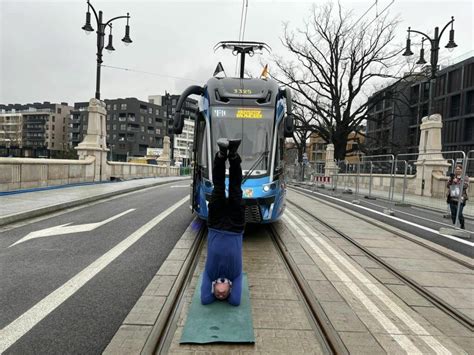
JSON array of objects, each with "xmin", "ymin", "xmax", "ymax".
[{"xmin": 286, "ymin": 188, "xmax": 473, "ymax": 331}]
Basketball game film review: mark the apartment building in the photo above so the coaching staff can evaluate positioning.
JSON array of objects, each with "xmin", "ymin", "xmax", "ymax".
[
  {"xmin": 0, "ymin": 102, "xmax": 72, "ymax": 157},
  {"xmin": 148, "ymin": 93, "xmax": 198, "ymax": 163},
  {"xmin": 365, "ymin": 56, "xmax": 474, "ymax": 156},
  {"xmin": 71, "ymin": 98, "xmax": 168, "ymax": 161}
]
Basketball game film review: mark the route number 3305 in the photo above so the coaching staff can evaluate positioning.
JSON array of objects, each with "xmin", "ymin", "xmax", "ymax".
[{"xmin": 233, "ymin": 89, "xmax": 252, "ymax": 95}]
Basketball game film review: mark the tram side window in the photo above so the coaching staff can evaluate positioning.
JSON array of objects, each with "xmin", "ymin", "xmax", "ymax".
[
  {"xmin": 196, "ymin": 115, "xmax": 208, "ymax": 176},
  {"xmin": 274, "ymin": 118, "xmax": 285, "ymax": 173}
]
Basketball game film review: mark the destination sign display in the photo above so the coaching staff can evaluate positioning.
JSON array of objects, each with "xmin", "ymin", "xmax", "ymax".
[
  {"xmin": 236, "ymin": 109, "xmax": 263, "ymax": 119},
  {"xmin": 212, "ymin": 107, "xmax": 272, "ymax": 120}
]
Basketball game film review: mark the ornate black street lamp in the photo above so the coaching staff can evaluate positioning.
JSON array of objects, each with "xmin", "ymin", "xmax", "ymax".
[
  {"xmin": 81, "ymin": 0, "xmax": 132, "ymax": 100},
  {"xmin": 402, "ymin": 17, "xmax": 457, "ymax": 115}
]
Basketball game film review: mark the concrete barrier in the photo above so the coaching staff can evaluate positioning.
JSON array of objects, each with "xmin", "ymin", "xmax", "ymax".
[
  {"xmin": 0, "ymin": 157, "xmax": 180, "ymax": 192},
  {"xmin": 0, "ymin": 157, "xmax": 96, "ymax": 192},
  {"xmin": 108, "ymin": 161, "xmax": 179, "ymax": 180}
]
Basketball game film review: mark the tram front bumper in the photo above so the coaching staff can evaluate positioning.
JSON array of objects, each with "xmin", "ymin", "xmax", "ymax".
[{"xmin": 205, "ymin": 194, "xmax": 277, "ymax": 223}]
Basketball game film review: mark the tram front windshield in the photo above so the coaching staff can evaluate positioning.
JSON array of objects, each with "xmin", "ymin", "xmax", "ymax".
[{"xmin": 211, "ymin": 107, "xmax": 274, "ymax": 174}]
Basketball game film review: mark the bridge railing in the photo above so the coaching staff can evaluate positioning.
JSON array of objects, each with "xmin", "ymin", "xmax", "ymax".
[{"xmin": 0, "ymin": 157, "xmax": 181, "ymax": 193}]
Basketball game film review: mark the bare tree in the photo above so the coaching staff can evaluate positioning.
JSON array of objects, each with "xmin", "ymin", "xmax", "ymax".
[
  {"xmin": 272, "ymin": 2, "xmax": 413, "ymax": 161},
  {"xmin": 291, "ymin": 102, "xmax": 315, "ymax": 163}
]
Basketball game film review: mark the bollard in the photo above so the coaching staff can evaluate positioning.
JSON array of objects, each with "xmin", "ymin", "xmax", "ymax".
[
  {"xmin": 383, "ymin": 158, "xmax": 395, "ymax": 216},
  {"xmin": 352, "ymin": 162, "xmax": 361, "ymax": 205},
  {"xmin": 365, "ymin": 161, "xmax": 376, "ymax": 200},
  {"xmin": 396, "ymin": 161, "xmax": 411, "ymax": 207}
]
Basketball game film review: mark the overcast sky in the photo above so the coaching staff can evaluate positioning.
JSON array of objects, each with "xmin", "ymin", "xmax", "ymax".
[{"xmin": 0, "ymin": 0, "xmax": 472, "ymax": 106}]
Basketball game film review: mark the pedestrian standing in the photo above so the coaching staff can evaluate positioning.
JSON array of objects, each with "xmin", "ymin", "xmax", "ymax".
[{"xmin": 446, "ymin": 164, "xmax": 469, "ymax": 229}]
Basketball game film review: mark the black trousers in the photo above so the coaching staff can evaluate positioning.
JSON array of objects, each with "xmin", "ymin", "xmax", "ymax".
[
  {"xmin": 449, "ymin": 201, "xmax": 465, "ymax": 228},
  {"xmin": 207, "ymin": 153, "xmax": 246, "ymax": 233}
]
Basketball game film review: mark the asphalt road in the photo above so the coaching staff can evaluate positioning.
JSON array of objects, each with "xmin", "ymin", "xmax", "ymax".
[
  {"xmin": 290, "ymin": 184, "xmax": 473, "ymax": 257},
  {"xmin": 0, "ymin": 182, "xmax": 194, "ymax": 354}
]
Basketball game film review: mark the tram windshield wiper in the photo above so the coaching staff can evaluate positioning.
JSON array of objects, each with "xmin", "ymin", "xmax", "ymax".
[{"xmin": 242, "ymin": 150, "xmax": 269, "ymax": 185}]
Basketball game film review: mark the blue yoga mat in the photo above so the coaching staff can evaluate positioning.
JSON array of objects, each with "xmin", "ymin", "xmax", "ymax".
[{"xmin": 180, "ymin": 273, "xmax": 255, "ymax": 344}]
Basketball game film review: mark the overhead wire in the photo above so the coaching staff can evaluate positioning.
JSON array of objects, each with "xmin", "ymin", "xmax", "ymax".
[
  {"xmin": 101, "ymin": 64, "xmax": 200, "ymax": 83},
  {"xmin": 362, "ymin": 0, "xmax": 395, "ymax": 31},
  {"xmin": 346, "ymin": 0, "xmax": 394, "ymax": 34}
]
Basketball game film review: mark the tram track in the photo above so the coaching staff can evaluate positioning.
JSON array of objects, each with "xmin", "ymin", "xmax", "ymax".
[
  {"xmin": 268, "ymin": 224, "xmax": 348, "ymax": 355},
  {"xmin": 289, "ymin": 184, "xmax": 472, "ymax": 268},
  {"xmin": 287, "ymin": 186, "xmax": 474, "ymax": 332},
  {"xmin": 141, "ymin": 220, "xmax": 347, "ymax": 354},
  {"xmin": 141, "ymin": 224, "xmax": 207, "ymax": 355}
]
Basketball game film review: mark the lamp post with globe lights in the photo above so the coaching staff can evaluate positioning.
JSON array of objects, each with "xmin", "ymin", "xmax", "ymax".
[
  {"xmin": 81, "ymin": 0, "xmax": 132, "ymax": 100},
  {"xmin": 76, "ymin": 1, "xmax": 133, "ymax": 181},
  {"xmin": 402, "ymin": 17, "xmax": 458, "ymax": 115}
]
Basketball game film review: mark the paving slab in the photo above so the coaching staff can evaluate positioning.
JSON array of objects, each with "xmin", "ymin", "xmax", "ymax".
[
  {"xmin": 337, "ymin": 244, "xmax": 366, "ymax": 256},
  {"xmin": 319, "ymin": 301, "xmax": 368, "ymax": 332},
  {"xmin": 123, "ymin": 295, "xmax": 166, "ymax": 325},
  {"xmin": 365, "ymin": 268, "xmax": 404, "ymax": 285},
  {"xmin": 288, "ymin": 250, "xmax": 315, "ymax": 265},
  {"xmin": 425, "ymin": 287, "xmax": 474, "ymax": 313},
  {"xmin": 297, "ymin": 264, "xmax": 328, "ymax": 281},
  {"xmin": 381, "ymin": 256, "xmax": 470, "ymax": 273},
  {"xmin": 385, "ymin": 284, "xmax": 433, "ymax": 307},
  {"xmin": 308, "ymin": 280, "xmax": 345, "ymax": 302},
  {"xmin": 142, "ymin": 275, "xmax": 176, "ymax": 297},
  {"xmin": 339, "ymin": 331, "xmax": 386, "ymax": 354},
  {"xmin": 402, "ymin": 270, "xmax": 474, "ymax": 288},
  {"xmin": 156, "ymin": 260, "xmax": 185, "ymax": 276},
  {"xmin": 349, "ymin": 255, "xmax": 381, "ymax": 269},
  {"xmin": 412, "ymin": 306, "xmax": 473, "ymax": 338},
  {"xmin": 103, "ymin": 324, "xmax": 153, "ymax": 355}
]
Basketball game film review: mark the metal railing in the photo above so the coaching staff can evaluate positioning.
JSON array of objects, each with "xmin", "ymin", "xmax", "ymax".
[{"xmin": 285, "ymin": 150, "xmax": 472, "ymax": 232}]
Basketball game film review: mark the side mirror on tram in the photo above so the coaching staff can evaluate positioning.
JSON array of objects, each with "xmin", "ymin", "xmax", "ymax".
[
  {"xmin": 172, "ymin": 85, "xmax": 204, "ymax": 135},
  {"xmin": 173, "ymin": 112, "xmax": 184, "ymax": 134},
  {"xmin": 284, "ymin": 114, "xmax": 294, "ymax": 137}
]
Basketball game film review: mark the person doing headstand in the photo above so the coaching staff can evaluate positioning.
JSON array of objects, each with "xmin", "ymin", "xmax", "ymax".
[{"xmin": 201, "ymin": 138, "xmax": 245, "ymax": 306}]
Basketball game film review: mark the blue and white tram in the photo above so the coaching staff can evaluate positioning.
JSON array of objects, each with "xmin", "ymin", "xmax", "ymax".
[{"xmin": 172, "ymin": 41, "xmax": 294, "ymax": 223}]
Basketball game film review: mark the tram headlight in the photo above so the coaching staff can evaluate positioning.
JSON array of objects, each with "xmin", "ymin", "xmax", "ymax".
[{"xmin": 262, "ymin": 182, "xmax": 276, "ymax": 192}]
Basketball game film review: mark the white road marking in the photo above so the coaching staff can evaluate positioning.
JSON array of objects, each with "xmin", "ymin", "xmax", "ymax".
[
  {"xmin": 361, "ymin": 198, "xmax": 456, "ymax": 229},
  {"xmin": 9, "ymin": 209, "xmax": 136, "ymax": 247},
  {"xmin": 285, "ymin": 209, "xmax": 455, "ymax": 355},
  {"xmin": 0, "ymin": 196, "xmax": 187, "ymax": 353},
  {"xmin": 291, "ymin": 186, "xmax": 473, "ymax": 247},
  {"xmin": 170, "ymin": 185, "xmax": 189, "ymax": 188}
]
